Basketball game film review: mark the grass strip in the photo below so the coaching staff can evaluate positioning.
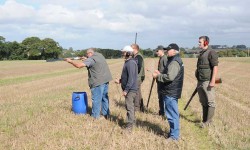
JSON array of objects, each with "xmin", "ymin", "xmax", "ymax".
[
  {"xmin": 179, "ymin": 99, "xmax": 222, "ymax": 149},
  {"xmin": 0, "ymin": 68, "xmax": 85, "ymax": 86}
]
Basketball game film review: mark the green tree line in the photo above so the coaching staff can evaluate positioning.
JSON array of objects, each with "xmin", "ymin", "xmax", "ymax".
[
  {"xmin": 2, "ymin": 35, "xmax": 247, "ymax": 60},
  {"xmin": 0, "ymin": 36, "xmax": 63, "ymax": 60},
  {"xmin": 64, "ymin": 48, "xmax": 156, "ymax": 59},
  {"xmin": 1, "ymin": 36, "xmax": 158, "ymax": 60},
  {"xmin": 217, "ymin": 49, "xmax": 249, "ymax": 57}
]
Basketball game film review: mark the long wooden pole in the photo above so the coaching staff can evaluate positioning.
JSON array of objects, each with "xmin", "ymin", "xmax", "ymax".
[
  {"xmin": 146, "ymin": 78, "xmax": 155, "ymax": 108},
  {"xmin": 135, "ymin": 32, "xmax": 137, "ymax": 44}
]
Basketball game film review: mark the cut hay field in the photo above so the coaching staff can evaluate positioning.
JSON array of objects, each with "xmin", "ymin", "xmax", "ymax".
[{"xmin": 0, "ymin": 58, "xmax": 249, "ymax": 150}]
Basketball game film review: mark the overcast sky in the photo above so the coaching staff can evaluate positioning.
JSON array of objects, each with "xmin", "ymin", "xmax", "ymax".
[{"xmin": 0, "ymin": 0, "xmax": 249, "ymax": 50}]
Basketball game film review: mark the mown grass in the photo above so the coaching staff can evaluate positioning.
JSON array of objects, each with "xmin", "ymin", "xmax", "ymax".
[
  {"xmin": 0, "ymin": 68, "xmax": 82, "ymax": 86},
  {"xmin": 0, "ymin": 59, "xmax": 122, "ymax": 86},
  {"xmin": 0, "ymin": 58, "xmax": 249, "ymax": 150},
  {"xmin": 220, "ymin": 57, "xmax": 250, "ymax": 63}
]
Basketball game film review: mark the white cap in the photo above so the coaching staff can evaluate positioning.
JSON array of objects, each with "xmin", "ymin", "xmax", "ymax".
[{"xmin": 121, "ymin": 45, "xmax": 133, "ymax": 52}]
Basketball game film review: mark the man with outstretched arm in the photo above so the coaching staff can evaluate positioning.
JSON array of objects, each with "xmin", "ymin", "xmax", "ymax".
[{"xmin": 64, "ymin": 48, "xmax": 112, "ymax": 120}]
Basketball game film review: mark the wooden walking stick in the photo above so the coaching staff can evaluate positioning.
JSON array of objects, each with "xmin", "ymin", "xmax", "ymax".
[{"xmin": 146, "ymin": 78, "xmax": 155, "ymax": 108}]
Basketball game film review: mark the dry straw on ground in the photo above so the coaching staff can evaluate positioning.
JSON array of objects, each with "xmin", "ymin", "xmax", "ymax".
[{"xmin": 0, "ymin": 58, "xmax": 249, "ymax": 150}]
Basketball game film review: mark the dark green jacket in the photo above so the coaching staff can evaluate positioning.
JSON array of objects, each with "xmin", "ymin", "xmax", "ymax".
[
  {"xmin": 134, "ymin": 52, "xmax": 145, "ymax": 82},
  {"xmin": 195, "ymin": 49, "xmax": 218, "ymax": 81},
  {"xmin": 158, "ymin": 55, "xmax": 168, "ymax": 73}
]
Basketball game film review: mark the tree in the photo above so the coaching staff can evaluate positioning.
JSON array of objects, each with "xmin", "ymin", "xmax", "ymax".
[
  {"xmin": 21, "ymin": 37, "xmax": 63, "ymax": 59},
  {"xmin": 218, "ymin": 51, "xmax": 226, "ymax": 57},
  {"xmin": 142, "ymin": 50, "xmax": 154, "ymax": 58},
  {"xmin": 236, "ymin": 45, "xmax": 246, "ymax": 49},
  {"xmin": 22, "ymin": 37, "xmax": 42, "ymax": 59},
  {"xmin": 0, "ymin": 36, "xmax": 5, "ymax": 43},
  {"xmin": 238, "ymin": 51, "xmax": 246, "ymax": 57},
  {"xmin": 7, "ymin": 41, "xmax": 26, "ymax": 60},
  {"xmin": 0, "ymin": 36, "xmax": 8, "ymax": 60},
  {"xmin": 41, "ymin": 38, "xmax": 63, "ymax": 59},
  {"xmin": 227, "ymin": 51, "xmax": 233, "ymax": 57},
  {"xmin": 180, "ymin": 50, "xmax": 185, "ymax": 58}
]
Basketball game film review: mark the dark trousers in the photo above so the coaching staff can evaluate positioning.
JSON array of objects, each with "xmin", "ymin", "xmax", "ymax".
[
  {"xmin": 158, "ymin": 92, "xmax": 165, "ymax": 115},
  {"xmin": 125, "ymin": 92, "xmax": 137, "ymax": 125},
  {"xmin": 157, "ymin": 83, "xmax": 165, "ymax": 115}
]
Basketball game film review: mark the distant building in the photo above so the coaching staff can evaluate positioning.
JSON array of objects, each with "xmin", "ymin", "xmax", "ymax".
[
  {"xmin": 210, "ymin": 45, "xmax": 247, "ymax": 50},
  {"xmin": 211, "ymin": 45, "xmax": 228, "ymax": 49},
  {"xmin": 234, "ymin": 45, "xmax": 247, "ymax": 49}
]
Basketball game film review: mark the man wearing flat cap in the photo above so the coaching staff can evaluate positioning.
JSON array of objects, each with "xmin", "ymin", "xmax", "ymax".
[{"xmin": 152, "ymin": 43, "xmax": 184, "ymax": 142}]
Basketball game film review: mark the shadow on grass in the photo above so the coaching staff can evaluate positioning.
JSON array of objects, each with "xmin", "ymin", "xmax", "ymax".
[
  {"xmin": 180, "ymin": 113, "xmax": 200, "ymax": 123},
  {"xmin": 108, "ymin": 111, "xmax": 165, "ymax": 136},
  {"xmin": 108, "ymin": 109, "xmax": 126, "ymax": 128},
  {"xmin": 114, "ymin": 99, "xmax": 126, "ymax": 108},
  {"xmin": 136, "ymin": 118, "xmax": 165, "ymax": 136},
  {"xmin": 100, "ymin": 98, "xmax": 126, "ymax": 126},
  {"xmin": 108, "ymin": 113, "xmax": 165, "ymax": 136},
  {"xmin": 110, "ymin": 98, "xmax": 165, "ymax": 135},
  {"xmin": 87, "ymin": 106, "xmax": 92, "ymax": 115},
  {"xmin": 144, "ymin": 107, "xmax": 158, "ymax": 116}
]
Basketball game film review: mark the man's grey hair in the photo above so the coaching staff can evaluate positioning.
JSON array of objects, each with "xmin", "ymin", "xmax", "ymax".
[{"xmin": 175, "ymin": 50, "xmax": 180, "ymax": 54}]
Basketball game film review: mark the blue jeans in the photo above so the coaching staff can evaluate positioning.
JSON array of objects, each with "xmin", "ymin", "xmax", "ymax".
[
  {"xmin": 164, "ymin": 96, "xmax": 179, "ymax": 140},
  {"xmin": 91, "ymin": 82, "xmax": 110, "ymax": 118}
]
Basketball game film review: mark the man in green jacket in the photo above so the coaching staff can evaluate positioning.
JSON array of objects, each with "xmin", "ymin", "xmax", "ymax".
[
  {"xmin": 131, "ymin": 43, "xmax": 145, "ymax": 112},
  {"xmin": 196, "ymin": 36, "xmax": 218, "ymax": 128}
]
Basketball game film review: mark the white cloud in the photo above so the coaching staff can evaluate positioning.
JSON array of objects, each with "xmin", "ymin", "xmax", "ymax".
[
  {"xmin": 0, "ymin": 0, "xmax": 250, "ymax": 49},
  {"xmin": 0, "ymin": 0, "xmax": 35, "ymax": 22},
  {"xmin": 36, "ymin": 4, "xmax": 76, "ymax": 24}
]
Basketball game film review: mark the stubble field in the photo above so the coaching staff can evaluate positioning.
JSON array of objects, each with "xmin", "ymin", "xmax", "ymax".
[{"xmin": 0, "ymin": 57, "xmax": 249, "ymax": 150}]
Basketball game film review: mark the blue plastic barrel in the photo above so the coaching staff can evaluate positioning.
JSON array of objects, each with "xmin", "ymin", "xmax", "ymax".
[{"xmin": 72, "ymin": 92, "xmax": 88, "ymax": 114}]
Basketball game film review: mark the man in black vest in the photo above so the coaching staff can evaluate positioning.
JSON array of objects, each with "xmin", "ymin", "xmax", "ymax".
[
  {"xmin": 196, "ymin": 36, "xmax": 218, "ymax": 128},
  {"xmin": 153, "ymin": 43, "xmax": 184, "ymax": 142},
  {"xmin": 65, "ymin": 48, "xmax": 113, "ymax": 119}
]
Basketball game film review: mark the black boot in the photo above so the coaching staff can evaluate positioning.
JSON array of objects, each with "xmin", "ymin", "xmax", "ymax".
[
  {"xmin": 206, "ymin": 107, "xmax": 215, "ymax": 124},
  {"xmin": 202, "ymin": 106, "xmax": 208, "ymax": 122},
  {"xmin": 201, "ymin": 106, "xmax": 215, "ymax": 128},
  {"xmin": 140, "ymin": 98, "xmax": 145, "ymax": 112}
]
